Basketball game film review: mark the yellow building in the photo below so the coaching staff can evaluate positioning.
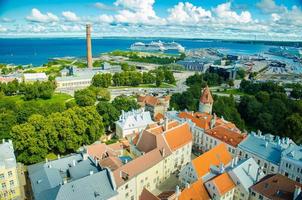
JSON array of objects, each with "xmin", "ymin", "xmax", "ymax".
[
  {"xmin": 114, "ymin": 120, "xmax": 193, "ymax": 200},
  {"xmin": 0, "ymin": 140, "xmax": 21, "ymax": 200}
]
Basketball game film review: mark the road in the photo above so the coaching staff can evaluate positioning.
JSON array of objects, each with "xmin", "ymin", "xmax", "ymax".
[{"xmin": 109, "ymin": 71, "xmax": 194, "ymax": 99}]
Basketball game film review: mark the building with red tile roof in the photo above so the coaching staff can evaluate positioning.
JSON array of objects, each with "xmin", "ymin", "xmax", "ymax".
[
  {"xmin": 179, "ymin": 180, "xmax": 210, "ymax": 200},
  {"xmin": 179, "ymin": 143, "xmax": 233, "ymax": 185},
  {"xmin": 169, "ymin": 110, "xmax": 246, "ymax": 156},
  {"xmin": 114, "ymin": 120, "xmax": 193, "ymax": 200},
  {"xmin": 137, "ymin": 95, "xmax": 170, "ymax": 119},
  {"xmin": 205, "ymin": 173, "xmax": 236, "ymax": 199},
  {"xmin": 250, "ymin": 174, "xmax": 302, "ymax": 200}
]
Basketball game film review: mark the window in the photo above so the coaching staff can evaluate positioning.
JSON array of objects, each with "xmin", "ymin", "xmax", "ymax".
[
  {"xmin": 8, "ymin": 171, "xmax": 13, "ymax": 177},
  {"xmin": 259, "ymin": 195, "xmax": 263, "ymax": 200},
  {"xmin": 257, "ymin": 160, "xmax": 260, "ymax": 165},
  {"xmin": 296, "ymin": 177, "xmax": 300, "ymax": 183},
  {"xmin": 9, "ymin": 180, "xmax": 14, "ymax": 187},
  {"xmin": 271, "ymin": 166, "xmax": 274, "ymax": 171},
  {"xmin": 125, "ymin": 193, "xmax": 129, "ymax": 198},
  {"xmin": 251, "ymin": 192, "xmax": 256, "ymax": 196},
  {"xmin": 11, "ymin": 189, "xmax": 15, "ymax": 194},
  {"xmin": 0, "ymin": 174, "xmax": 4, "ymax": 179},
  {"xmin": 1, "ymin": 183, "xmax": 6, "ymax": 189},
  {"xmin": 245, "ymin": 154, "xmax": 248, "ymax": 159},
  {"xmin": 125, "ymin": 184, "xmax": 128, "ymax": 189},
  {"xmin": 264, "ymin": 163, "xmax": 267, "ymax": 168}
]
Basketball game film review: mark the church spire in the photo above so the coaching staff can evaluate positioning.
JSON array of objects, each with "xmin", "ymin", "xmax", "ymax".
[{"xmin": 199, "ymin": 85, "xmax": 213, "ymax": 114}]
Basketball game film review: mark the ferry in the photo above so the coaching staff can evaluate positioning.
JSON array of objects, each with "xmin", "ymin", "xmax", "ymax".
[{"xmin": 130, "ymin": 41, "xmax": 185, "ymax": 52}]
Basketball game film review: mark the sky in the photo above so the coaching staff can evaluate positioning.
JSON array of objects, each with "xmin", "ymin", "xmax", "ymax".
[{"xmin": 0, "ymin": 0, "xmax": 302, "ymax": 41}]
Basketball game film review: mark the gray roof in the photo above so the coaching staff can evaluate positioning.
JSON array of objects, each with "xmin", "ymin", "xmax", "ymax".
[
  {"xmin": 0, "ymin": 140, "xmax": 17, "ymax": 169},
  {"xmin": 281, "ymin": 144, "xmax": 302, "ymax": 165},
  {"xmin": 238, "ymin": 133, "xmax": 294, "ymax": 165},
  {"xmin": 28, "ymin": 154, "xmax": 117, "ymax": 200},
  {"xmin": 229, "ymin": 158, "xmax": 264, "ymax": 192}
]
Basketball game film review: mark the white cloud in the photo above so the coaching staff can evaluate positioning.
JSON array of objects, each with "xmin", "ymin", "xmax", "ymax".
[
  {"xmin": 167, "ymin": 2, "xmax": 211, "ymax": 25},
  {"xmin": 0, "ymin": 25, "xmax": 7, "ymax": 32},
  {"xmin": 213, "ymin": 2, "xmax": 252, "ymax": 23},
  {"xmin": 1, "ymin": 17, "xmax": 15, "ymax": 23},
  {"xmin": 113, "ymin": 0, "xmax": 165, "ymax": 25},
  {"xmin": 26, "ymin": 8, "xmax": 59, "ymax": 23},
  {"xmin": 272, "ymin": 6, "xmax": 302, "ymax": 26},
  {"xmin": 256, "ymin": 0, "xmax": 286, "ymax": 13},
  {"xmin": 60, "ymin": 24, "xmax": 82, "ymax": 32},
  {"xmin": 94, "ymin": 2, "xmax": 118, "ymax": 11},
  {"xmin": 62, "ymin": 11, "xmax": 80, "ymax": 22},
  {"xmin": 98, "ymin": 14, "xmax": 115, "ymax": 23}
]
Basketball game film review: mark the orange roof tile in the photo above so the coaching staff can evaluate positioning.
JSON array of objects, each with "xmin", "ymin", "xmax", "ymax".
[
  {"xmin": 139, "ymin": 188, "xmax": 160, "ymax": 200},
  {"xmin": 87, "ymin": 143, "xmax": 117, "ymax": 159},
  {"xmin": 212, "ymin": 173, "xmax": 236, "ymax": 196},
  {"xmin": 200, "ymin": 86, "xmax": 213, "ymax": 104},
  {"xmin": 155, "ymin": 113, "xmax": 164, "ymax": 122},
  {"xmin": 192, "ymin": 143, "xmax": 232, "ymax": 178},
  {"xmin": 178, "ymin": 112, "xmax": 212, "ymax": 130},
  {"xmin": 205, "ymin": 125, "xmax": 246, "ymax": 147},
  {"xmin": 164, "ymin": 123, "xmax": 192, "ymax": 151},
  {"xmin": 179, "ymin": 180, "xmax": 210, "ymax": 200},
  {"xmin": 113, "ymin": 148, "xmax": 166, "ymax": 186},
  {"xmin": 99, "ymin": 156, "xmax": 123, "ymax": 171}
]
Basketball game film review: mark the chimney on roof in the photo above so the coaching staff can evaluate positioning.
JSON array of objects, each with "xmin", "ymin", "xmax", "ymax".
[
  {"xmin": 247, "ymin": 163, "xmax": 252, "ymax": 175},
  {"xmin": 175, "ymin": 185, "xmax": 180, "ymax": 197},
  {"xmin": 160, "ymin": 148, "xmax": 165, "ymax": 157},
  {"xmin": 120, "ymin": 171, "xmax": 129, "ymax": 181},
  {"xmin": 219, "ymin": 163, "xmax": 225, "ymax": 174},
  {"xmin": 256, "ymin": 167, "xmax": 263, "ymax": 183},
  {"xmin": 231, "ymin": 158, "xmax": 235, "ymax": 168},
  {"xmin": 294, "ymin": 185, "xmax": 301, "ymax": 200},
  {"xmin": 234, "ymin": 156, "xmax": 238, "ymax": 166},
  {"xmin": 95, "ymin": 158, "xmax": 99, "ymax": 167},
  {"xmin": 164, "ymin": 117, "xmax": 168, "ymax": 131}
]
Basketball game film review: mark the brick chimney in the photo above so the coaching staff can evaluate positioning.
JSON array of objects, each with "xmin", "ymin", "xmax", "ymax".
[{"xmin": 86, "ymin": 24, "xmax": 93, "ymax": 69}]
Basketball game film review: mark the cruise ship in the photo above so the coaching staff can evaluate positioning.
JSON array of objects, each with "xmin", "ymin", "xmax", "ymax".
[{"xmin": 130, "ymin": 41, "xmax": 185, "ymax": 52}]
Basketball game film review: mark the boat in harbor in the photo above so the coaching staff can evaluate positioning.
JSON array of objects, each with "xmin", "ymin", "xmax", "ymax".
[{"xmin": 130, "ymin": 41, "xmax": 185, "ymax": 52}]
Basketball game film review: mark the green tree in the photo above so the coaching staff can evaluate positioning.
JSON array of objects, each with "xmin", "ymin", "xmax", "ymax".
[
  {"xmin": 283, "ymin": 113, "xmax": 302, "ymax": 144},
  {"xmin": 156, "ymin": 70, "xmax": 164, "ymax": 87},
  {"xmin": 112, "ymin": 95, "xmax": 140, "ymax": 113},
  {"xmin": 74, "ymin": 88, "xmax": 96, "ymax": 106},
  {"xmin": 164, "ymin": 70, "xmax": 175, "ymax": 84},
  {"xmin": 92, "ymin": 73, "xmax": 112, "ymax": 88},
  {"xmin": 96, "ymin": 101, "xmax": 119, "ymax": 130}
]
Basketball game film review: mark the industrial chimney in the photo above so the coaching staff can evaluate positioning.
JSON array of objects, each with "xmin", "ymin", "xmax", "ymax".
[{"xmin": 86, "ymin": 24, "xmax": 93, "ymax": 69}]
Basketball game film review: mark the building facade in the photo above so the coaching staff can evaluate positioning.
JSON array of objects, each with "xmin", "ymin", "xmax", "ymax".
[
  {"xmin": 137, "ymin": 95, "xmax": 170, "ymax": 119},
  {"xmin": 115, "ymin": 109, "xmax": 154, "ymax": 138},
  {"xmin": 279, "ymin": 144, "xmax": 302, "ymax": 183},
  {"xmin": 198, "ymin": 86, "xmax": 213, "ymax": 114},
  {"xmin": 0, "ymin": 140, "xmax": 21, "ymax": 200},
  {"xmin": 114, "ymin": 121, "xmax": 192, "ymax": 200},
  {"xmin": 238, "ymin": 132, "xmax": 294, "ymax": 175}
]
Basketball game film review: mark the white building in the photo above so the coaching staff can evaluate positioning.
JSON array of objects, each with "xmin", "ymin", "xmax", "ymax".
[
  {"xmin": 228, "ymin": 158, "xmax": 265, "ymax": 200},
  {"xmin": 238, "ymin": 132, "xmax": 295, "ymax": 175},
  {"xmin": 280, "ymin": 144, "xmax": 302, "ymax": 183},
  {"xmin": 115, "ymin": 109, "xmax": 154, "ymax": 138},
  {"xmin": 23, "ymin": 73, "xmax": 48, "ymax": 82}
]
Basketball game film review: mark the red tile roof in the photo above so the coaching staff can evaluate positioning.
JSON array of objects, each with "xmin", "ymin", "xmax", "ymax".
[
  {"xmin": 205, "ymin": 125, "xmax": 246, "ymax": 147},
  {"xmin": 164, "ymin": 123, "xmax": 192, "ymax": 151},
  {"xmin": 211, "ymin": 173, "xmax": 236, "ymax": 196},
  {"xmin": 155, "ymin": 113, "xmax": 164, "ymax": 122},
  {"xmin": 192, "ymin": 143, "xmax": 232, "ymax": 178},
  {"xmin": 251, "ymin": 174, "xmax": 302, "ymax": 200},
  {"xmin": 139, "ymin": 188, "xmax": 160, "ymax": 200},
  {"xmin": 179, "ymin": 180, "xmax": 210, "ymax": 200}
]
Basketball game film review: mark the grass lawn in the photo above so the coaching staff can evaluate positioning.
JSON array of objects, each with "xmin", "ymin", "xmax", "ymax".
[
  {"xmin": 0, "ymin": 93, "xmax": 73, "ymax": 105},
  {"xmin": 215, "ymin": 89, "xmax": 246, "ymax": 96}
]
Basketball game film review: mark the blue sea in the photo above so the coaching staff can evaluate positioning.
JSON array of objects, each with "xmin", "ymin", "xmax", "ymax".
[{"xmin": 0, "ymin": 37, "xmax": 301, "ymax": 73}]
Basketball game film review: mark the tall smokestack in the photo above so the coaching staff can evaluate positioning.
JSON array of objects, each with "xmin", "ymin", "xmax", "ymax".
[{"xmin": 86, "ymin": 24, "xmax": 93, "ymax": 69}]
